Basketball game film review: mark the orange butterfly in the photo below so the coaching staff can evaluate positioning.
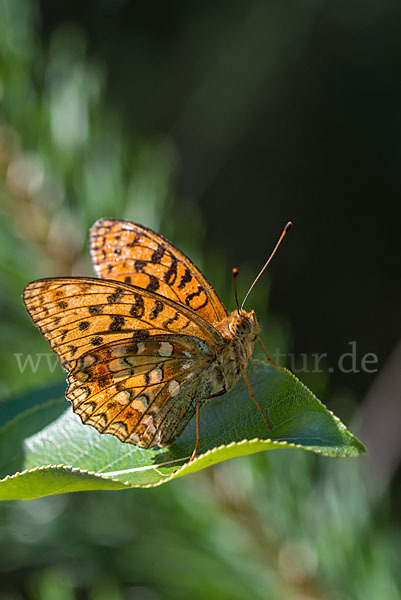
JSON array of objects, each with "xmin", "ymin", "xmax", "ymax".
[{"xmin": 23, "ymin": 218, "xmax": 291, "ymax": 460}]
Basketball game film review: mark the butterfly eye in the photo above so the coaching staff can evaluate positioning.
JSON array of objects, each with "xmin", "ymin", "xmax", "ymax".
[{"xmin": 229, "ymin": 316, "xmax": 251, "ymax": 338}]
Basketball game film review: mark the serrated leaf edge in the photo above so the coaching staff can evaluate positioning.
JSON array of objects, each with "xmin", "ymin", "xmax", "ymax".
[
  {"xmin": 136, "ymin": 437, "xmax": 306, "ymax": 488},
  {"xmin": 136, "ymin": 431, "xmax": 365, "ymax": 489},
  {"xmin": 0, "ymin": 462, "xmax": 131, "ymax": 487}
]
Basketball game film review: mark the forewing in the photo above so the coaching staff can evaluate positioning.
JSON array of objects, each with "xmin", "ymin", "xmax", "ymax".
[
  {"xmin": 67, "ymin": 335, "xmax": 214, "ymax": 448},
  {"xmin": 90, "ymin": 218, "xmax": 228, "ymax": 326},
  {"xmin": 23, "ymin": 277, "xmax": 223, "ymax": 370}
]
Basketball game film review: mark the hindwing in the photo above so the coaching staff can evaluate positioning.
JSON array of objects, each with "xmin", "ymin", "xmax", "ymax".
[{"xmin": 67, "ymin": 335, "xmax": 216, "ymax": 448}]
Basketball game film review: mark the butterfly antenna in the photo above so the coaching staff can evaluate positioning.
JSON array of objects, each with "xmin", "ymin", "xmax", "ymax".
[
  {"xmin": 232, "ymin": 268, "xmax": 241, "ymax": 316},
  {"xmin": 241, "ymin": 221, "xmax": 293, "ymax": 310}
]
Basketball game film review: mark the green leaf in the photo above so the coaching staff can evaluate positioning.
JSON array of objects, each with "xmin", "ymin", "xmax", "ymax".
[{"xmin": 0, "ymin": 360, "xmax": 366, "ymax": 500}]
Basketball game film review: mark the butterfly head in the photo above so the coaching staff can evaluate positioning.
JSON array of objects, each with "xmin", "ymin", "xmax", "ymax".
[{"xmin": 228, "ymin": 309, "xmax": 259, "ymax": 339}]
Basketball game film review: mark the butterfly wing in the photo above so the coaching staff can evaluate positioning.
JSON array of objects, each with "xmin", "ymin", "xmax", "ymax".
[
  {"xmin": 23, "ymin": 277, "xmax": 225, "ymax": 447},
  {"xmin": 23, "ymin": 277, "xmax": 223, "ymax": 369},
  {"xmin": 67, "ymin": 335, "xmax": 218, "ymax": 448},
  {"xmin": 90, "ymin": 218, "xmax": 228, "ymax": 327}
]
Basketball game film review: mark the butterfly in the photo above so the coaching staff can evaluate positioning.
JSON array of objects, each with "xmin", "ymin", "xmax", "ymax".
[{"xmin": 23, "ymin": 218, "xmax": 292, "ymax": 460}]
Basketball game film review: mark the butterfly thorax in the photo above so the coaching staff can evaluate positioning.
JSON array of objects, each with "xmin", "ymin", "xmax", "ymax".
[{"xmin": 214, "ymin": 309, "xmax": 259, "ymax": 392}]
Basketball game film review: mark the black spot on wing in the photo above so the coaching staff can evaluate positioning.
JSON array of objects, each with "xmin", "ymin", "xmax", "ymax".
[
  {"xmin": 107, "ymin": 288, "xmax": 125, "ymax": 304},
  {"xmin": 109, "ymin": 315, "xmax": 125, "ymax": 331},
  {"xmin": 97, "ymin": 414, "xmax": 108, "ymax": 429},
  {"xmin": 185, "ymin": 286, "xmax": 208, "ymax": 311},
  {"xmin": 79, "ymin": 321, "xmax": 90, "ymax": 331},
  {"xmin": 132, "ymin": 329, "xmax": 150, "ymax": 340},
  {"xmin": 164, "ymin": 256, "xmax": 178, "ymax": 284},
  {"xmin": 130, "ymin": 293, "xmax": 145, "ymax": 318},
  {"xmin": 151, "ymin": 244, "xmax": 165, "ymax": 264},
  {"xmin": 150, "ymin": 300, "xmax": 164, "ymax": 320},
  {"xmin": 178, "ymin": 268, "xmax": 192, "ymax": 290},
  {"xmin": 79, "ymin": 386, "xmax": 91, "ymax": 400},
  {"xmin": 116, "ymin": 380, "xmax": 133, "ymax": 393},
  {"xmin": 98, "ymin": 375, "xmax": 111, "ymax": 389},
  {"xmin": 126, "ymin": 234, "xmax": 139, "ymax": 248},
  {"xmin": 134, "ymin": 259, "xmax": 146, "ymax": 272},
  {"xmin": 113, "ymin": 421, "xmax": 129, "ymax": 436},
  {"xmin": 146, "ymin": 276, "xmax": 160, "ymax": 292},
  {"xmin": 162, "ymin": 312, "xmax": 182, "ymax": 330}
]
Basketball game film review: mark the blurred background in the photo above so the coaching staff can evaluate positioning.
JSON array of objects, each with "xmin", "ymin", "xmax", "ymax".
[{"xmin": 0, "ymin": 0, "xmax": 400, "ymax": 598}]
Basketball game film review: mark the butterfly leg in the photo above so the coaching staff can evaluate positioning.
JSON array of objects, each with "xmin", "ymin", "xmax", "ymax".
[
  {"xmin": 240, "ymin": 364, "xmax": 271, "ymax": 431},
  {"xmin": 189, "ymin": 399, "xmax": 202, "ymax": 463},
  {"xmin": 189, "ymin": 389, "xmax": 226, "ymax": 463},
  {"xmin": 256, "ymin": 336, "xmax": 278, "ymax": 368}
]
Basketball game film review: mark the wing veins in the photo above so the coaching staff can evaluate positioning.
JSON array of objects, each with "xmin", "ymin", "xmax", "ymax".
[
  {"xmin": 147, "ymin": 369, "xmax": 205, "ymax": 447},
  {"xmin": 90, "ymin": 220, "xmax": 228, "ymax": 323},
  {"xmin": 24, "ymin": 278, "xmax": 223, "ymax": 347},
  {"xmin": 71, "ymin": 353, "xmax": 196, "ymax": 422}
]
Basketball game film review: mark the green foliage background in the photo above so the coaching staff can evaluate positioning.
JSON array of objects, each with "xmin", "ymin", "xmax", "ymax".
[{"xmin": 0, "ymin": 1, "xmax": 400, "ymax": 598}]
